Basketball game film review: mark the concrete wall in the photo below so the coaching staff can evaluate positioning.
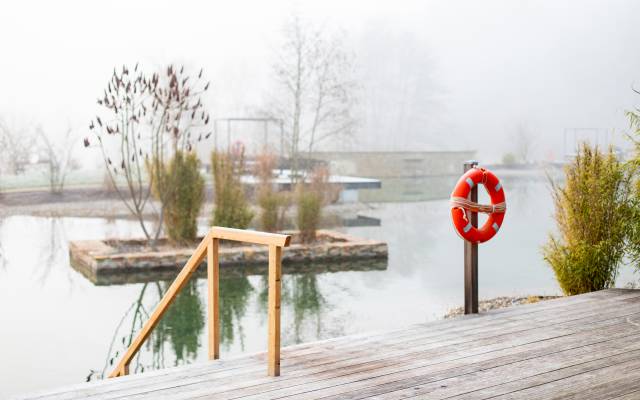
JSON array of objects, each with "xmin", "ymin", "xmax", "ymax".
[{"xmin": 310, "ymin": 151, "xmax": 476, "ymax": 178}]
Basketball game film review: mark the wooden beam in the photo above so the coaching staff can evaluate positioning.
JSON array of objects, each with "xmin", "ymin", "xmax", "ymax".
[
  {"xmin": 108, "ymin": 231, "xmax": 211, "ymax": 378},
  {"xmin": 207, "ymin": 238, "xmax": 220, "ymax": 360},
  {"xmin": 209, "ymin": 227, "xmax": 291, "ymax": 247},
  {"xmin": 268, "ymin": 244, "xmax": 283, "ymax": 376}
]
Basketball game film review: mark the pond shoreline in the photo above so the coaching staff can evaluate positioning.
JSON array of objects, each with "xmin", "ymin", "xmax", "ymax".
[
  {"xmin": 443, "ymin": 295, "xmax": 563, "ymax": 318},
  {"xmin": 69, "ymin": 229, "xmax": 388, "ymax": 285},
  {"xmin": 0, "ymin": 186, "xmax": 374, "ymax": 221}
]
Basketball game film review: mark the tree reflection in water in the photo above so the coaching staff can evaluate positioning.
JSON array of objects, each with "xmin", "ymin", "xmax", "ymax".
[
  {"xmin": 259, "ymin": 272, "xmax": 327, "ymax": 344},
  {"xmin": 0, "ymin": 218, "xmax": 6, "ymax": 272},
  {"xmin": 95, "ymin": 279, "xmax": 204, "ymax": 380},
  {"xmin": 95, "ymin": 268, "xmax": 332, "ymax": 381},
  {"xmin": 220, "ymin": 276, "xmax": 254, "ymax": 349},
  {"xmin": 37, "ymin": 218, "xmax": 69, "ymax": 285},
  {"xmin": 153, "ymin": 280, "xmax": 204, "ymax": 365}
]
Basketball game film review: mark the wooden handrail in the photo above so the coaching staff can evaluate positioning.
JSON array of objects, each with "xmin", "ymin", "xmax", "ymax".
[
  {"xmin": 209, "ymin": 226, "xmax": 291, "ymax": 247},
  {"xmin": 109, "ymin": 227, "xmax": 291, "ymax": 378}
]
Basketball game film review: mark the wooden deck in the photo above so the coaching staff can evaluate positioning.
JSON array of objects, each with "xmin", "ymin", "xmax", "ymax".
[{"xmin": 16, "ymin": 289, "xmax": 640, "ymax": 400}]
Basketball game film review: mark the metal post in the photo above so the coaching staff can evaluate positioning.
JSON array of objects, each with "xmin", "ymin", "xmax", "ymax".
[
  {"xmin": 464, "ymin": 160, "xmax": 479, "ymax": 314},
  {"xmin": 264, "ymin": 120, "xmax": 268, "ymax": 149}
]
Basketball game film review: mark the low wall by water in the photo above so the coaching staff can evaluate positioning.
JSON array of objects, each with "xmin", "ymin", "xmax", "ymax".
[
  {"xmin": 310, "ymin": 151, "xmax": 476, "ymax": 178},
  {"xmin": 69, "ymin": 230, "xmax": 388, "ymax": 285}
]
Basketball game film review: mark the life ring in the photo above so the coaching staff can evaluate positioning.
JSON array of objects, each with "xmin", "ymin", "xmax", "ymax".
[{"xmin": 450, "ymin": 167, "xmax": 506, "ymax": 243}]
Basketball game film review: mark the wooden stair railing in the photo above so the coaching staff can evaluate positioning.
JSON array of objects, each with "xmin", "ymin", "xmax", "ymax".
[{"xmin": 109, "ymin": 227, "xmax": 291, "ymax": 378}]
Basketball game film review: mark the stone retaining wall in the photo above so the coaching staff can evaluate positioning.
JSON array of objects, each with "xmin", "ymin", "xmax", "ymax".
[{"xmin": 69, "ymin": 230, "xmax": 388, "ymax": 285}]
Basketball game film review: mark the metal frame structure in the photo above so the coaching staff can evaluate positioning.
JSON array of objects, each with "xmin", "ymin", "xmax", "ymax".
[{"xmin": 213, "ymin": 118, "xmax": 285, "ymax": 160}]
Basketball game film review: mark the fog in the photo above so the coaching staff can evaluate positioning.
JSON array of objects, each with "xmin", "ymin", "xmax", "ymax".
[{"xmin": 1, "ymin": 0, "xmax": 640, "ymax": 165}]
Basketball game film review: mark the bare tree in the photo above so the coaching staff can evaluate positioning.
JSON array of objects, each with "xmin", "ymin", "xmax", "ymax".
[
  {"xmin": 358, "ymin": 24, "xmax": 440, "ymax": 150},
  {"xmin": 268, "ymin": 14, "xmax": 358, "ymax": 181},
  {"xmin": 514, "ymin": 123, "xmax": 536, "ymax": 164},
  {"xmin": 85, "ymin": 64, "xmax": 211, "ymax": 241},
  {"xmin": 0, "ymin": 118, "xmax": 34, "ymax": 175},
  {"xmin": 37, "ymin": 125, "xmax": 78, "ymax": 194}
]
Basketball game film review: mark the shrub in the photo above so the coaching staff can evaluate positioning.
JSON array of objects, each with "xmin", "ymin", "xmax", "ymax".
[
  {"xmin": 255, "ymin": 151, "xmax": 289, "ymax": 232},
  {"xmin": 211, "ymin": 145, "xmax": 254, "ymax": 229},
  {"xmin": 153, "ymin": 151, "xmax": 205, "ymax": 244},
  {"xmin": 296, "ymin": 167, "xmax": 331, "ymax": 243},
  {"xmin": 624, "ymin": 108, "xmax": 640, "ymax": 270},
  {"xmin": 542, "ymin": 143, "xmax": 631, "ymax": 295},
  {"xmin": 86, "ymin": 63, "xmax": 210, "ymax": 241},
  {"xmin": 258, "ymin": 189, "xmax": 291, "ymax": 232},
  {"xmin": 502, "ymin": 152, "xmax": 517, "ymax": 165}
]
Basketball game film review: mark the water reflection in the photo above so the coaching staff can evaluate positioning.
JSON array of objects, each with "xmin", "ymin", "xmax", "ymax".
[
  {"xmin": 36, "ymin": 218, "xmax": 69, "ymax": 285},
  {"xmin": 220, "ymin": 276, "xmax": 254, "ymax": 349},
  {"xmin": 155, "ymin": 280, "xmax": 205, "ymax": 363},
  {"xmin": 287, "ymin": 274, "xmax": 327, "ymax": 343},
  {"xmin": 95, "ymin": 268, "xmax": 341, "ymax": 380},
  {"xmin": 96, "ymin": 280, "xmax": 205, "ymax": 379},
  {"xmin": 0, "ymin": 219, "xmax": 5, "ymax": 272},
  {"xmin": 258, "ymin": 273, "xmax": 328, "ymax": 344}
]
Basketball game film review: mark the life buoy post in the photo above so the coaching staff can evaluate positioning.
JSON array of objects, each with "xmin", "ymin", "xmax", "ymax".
[
  {"xmin": 451, "ymin": 160, "xmax": 507, "ymax": 314},
  {"xmin": 463, "ymin": 161, "xmax": 479, "ymax": 314}
]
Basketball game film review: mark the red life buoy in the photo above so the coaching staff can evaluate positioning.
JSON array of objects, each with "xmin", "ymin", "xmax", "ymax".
[{"xmin": 450, "ymin": 167, "xmax": 506, "ymax": 243}]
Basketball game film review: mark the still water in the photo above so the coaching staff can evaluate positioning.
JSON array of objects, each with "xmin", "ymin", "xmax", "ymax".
[{"xmin": 0, "ymin": 173, "xmax": 637, "ymax": 397}]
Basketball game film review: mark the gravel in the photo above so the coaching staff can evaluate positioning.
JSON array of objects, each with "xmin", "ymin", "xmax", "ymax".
[{"xmin": 443, "ymin": 295, "xmax": 562, "ymax": 319}]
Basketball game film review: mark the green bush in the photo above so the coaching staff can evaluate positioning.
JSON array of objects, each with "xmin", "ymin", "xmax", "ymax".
[
  {"xmin": 296, "ymin": 188, "xmax": 322, "ymax": 243},
  {"xmin": 211, "ymin": 149, "xmax": 253, "ymax": 229},
  {"xmin": 296, "ymin": 167, "xmax": 331, "ymax": 243},
  {"xmin": 254, "ymin": 151, "xmax": 289, "ymax": 232},
  {"xmin": 624, "ymin": 109, "xmax": 640, "ymax": 269},
  {"xmin": 542, "ymin": 143, "xmax": 631, "ymax": 295},
  {"xmin": 258, "ymin": 189, "xmax": 289, "ymax": 232},
  {"xmin": 502, "ymin": 152, "xmax": 517, "ymax": 165},
  {"xmin": 153, "ymin": 151, "xmax": 205, "ymax": 244}
]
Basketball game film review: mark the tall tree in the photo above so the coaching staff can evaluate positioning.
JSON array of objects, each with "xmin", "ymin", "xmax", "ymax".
[
  {"xmin": 0, "ymin": 118, "xmax": 34, "ymax": 175},
  {"xmin": 36, "ymin": 125, "xmax": 78, "ymax": 194},
  {"xmin": 268, "ymin": 14, "xmax": 358, "ymax": 181},
  {"xmin": 358, "ymin": 24, "xmax": 439, "ymax": 150}
]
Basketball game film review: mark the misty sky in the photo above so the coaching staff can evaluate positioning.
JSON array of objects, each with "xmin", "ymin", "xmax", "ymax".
[{"xmin": 2, "ymin": 0, "xmax": 640, "ymax": 164}]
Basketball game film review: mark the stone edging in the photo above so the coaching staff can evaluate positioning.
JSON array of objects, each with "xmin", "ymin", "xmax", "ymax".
[{"xmin": 69, "ymin": 229, "xmax": 388, "ymax": 285}]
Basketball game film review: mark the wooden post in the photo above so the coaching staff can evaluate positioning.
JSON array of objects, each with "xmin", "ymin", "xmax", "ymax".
[
  {"xmin": 207, "ymin": 238, "xmax": 220, "ymax": 360},
  {"xmin": 268, "ymin": 244, "xmax": 282, "ymax": 376},
  {"xmin": 464, "ymin": 160, "xmax": 479, "ymax": 314}
]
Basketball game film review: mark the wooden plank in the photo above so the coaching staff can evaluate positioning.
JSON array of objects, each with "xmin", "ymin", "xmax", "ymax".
[
  {"xmin": 326, "ymin": 331, "xmax": 640, "ymax": 400},
  {"xmin": 268, "ymin": 245, "xmax": 283, "ymax": 377},
  {"xmin": 72, "ymin": 324, "xmax": 640, "ymax": 400},
  {"xmin": 207, "ymin": 238, "xmax": 220, "ymax": 360},
  {"xmin": 17, "ymin": 290, "xmax": 640, "ymax": 400},
  {"xmin": 210, "ymin": 227, "xmax": 291, "ymax": 247},
  {"xmin": 75, "ymin": 305, "xmax": 640, "ymax": 399},
  {"xmin": 101, "ymin": 321, "xmax": 640, "ymax": 400},
  {"xmin": 42, "ymin": 290, "xmax": 636, "ymax": 400},
  {"xmin": 486, "ymin": 357, "xmax": 640, "ymax": 400},
  {"xmin": 610, "ymin": 389, "xmax": 640, "ymax": 400},
  {"xmin": 272, "ymin": 290, "xmax": 640, "ymax": 368},
  {"xmin": 35, "ymin": 291, "xmax": 640, "ymax": 400},
  {"xmin": 211, "ymin": 330, "xmax": 640, "ymax": 400},
  {"xmin": 452, "ymin": 355, "xmax": 640, "ymax": 400}
]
